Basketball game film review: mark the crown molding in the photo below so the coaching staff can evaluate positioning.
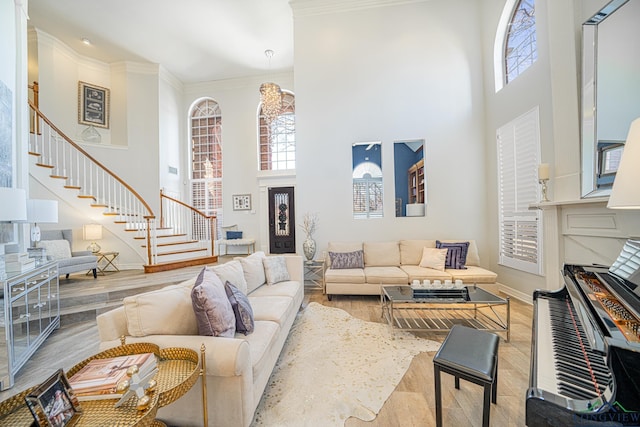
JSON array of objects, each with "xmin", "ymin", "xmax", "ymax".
[
  {"xmin": 290, "ymin": 0, "xmax": 429, "ymax": 17},
  {"xmin": 110, "ymin": 61, "xmax": 159, "ymax": 76},
  {"xmin": 33, "ymin": 29, "xmax": 110, "ymax": 73}
]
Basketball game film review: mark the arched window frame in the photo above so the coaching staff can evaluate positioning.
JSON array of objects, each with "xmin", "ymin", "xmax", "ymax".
[
  {"xmin": 494, "ymin": 0, "xmax": 537, "ymax": 92},
  {"xmin": 258, "ymin": 90, "xmax": 295, "ymax": 171},
  {"xmin": 189, "ymin": 98, "xmax": 223, "ymax": 236}
]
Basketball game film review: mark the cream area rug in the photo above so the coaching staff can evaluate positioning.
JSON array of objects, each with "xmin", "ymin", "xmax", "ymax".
[{"xmin": 251, "ymin": 302, "xmax": 440, "ymax": 426}]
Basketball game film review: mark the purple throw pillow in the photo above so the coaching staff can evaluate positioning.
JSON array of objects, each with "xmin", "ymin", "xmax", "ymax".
[
  {"xmin": 224, "ymin": 281, "xmax": 254, "ymax": 335},
  {"xmin": 329, "ymin": 250, "xmax": 364, "ymax": 269},
  {"xmin": 435, "ymin": 241, "xmax": 469, "ymax": 270},
  {"xmin": 191, "ymin": 267, "xmax": 236, "ymax": 337}
]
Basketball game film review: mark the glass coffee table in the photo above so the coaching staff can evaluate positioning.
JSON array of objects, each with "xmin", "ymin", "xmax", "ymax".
[{"xmin": 381, "ymin": 285, "xmax": 510, "ymax": 342}]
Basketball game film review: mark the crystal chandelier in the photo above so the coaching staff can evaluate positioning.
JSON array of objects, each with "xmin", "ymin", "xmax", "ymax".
[{"xmin": 260, "ymin": 50, "xmax": 282, "ymax": 125}]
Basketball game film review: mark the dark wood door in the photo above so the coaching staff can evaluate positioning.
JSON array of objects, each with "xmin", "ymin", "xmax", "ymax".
[{"xmin": 268, "ymin": 186, "xmax": 296, "ymax": 253}]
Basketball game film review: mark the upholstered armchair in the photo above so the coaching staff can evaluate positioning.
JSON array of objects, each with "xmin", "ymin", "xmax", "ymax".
[{"xmin": 39, "ymin": 229, "xmax": 98, "ymax": 279}]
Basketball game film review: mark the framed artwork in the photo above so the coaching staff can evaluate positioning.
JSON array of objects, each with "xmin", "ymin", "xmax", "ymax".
[
  {"xmin": 78, "ymin": 81, "xmax": 110, "ymax": 129},
  {"xmin": 25, "ymin": 369, "xmax": 82, "ymax": 427},
  {"xmin": 232, "ymin": 194, "xmax": 251, "ymax": 211}
]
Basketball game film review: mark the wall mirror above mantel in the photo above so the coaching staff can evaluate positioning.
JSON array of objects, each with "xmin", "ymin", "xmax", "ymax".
[
  {"xmin": 393, "ymin": 139, "xmax": 425, "ymax": 217},
  {"xmin": 581, "ymin": 0, "xmax": 640, "ymax": 198},
  {"xmin": 352, "ymin": 141, "xmax": 383, "ymax": 219}
]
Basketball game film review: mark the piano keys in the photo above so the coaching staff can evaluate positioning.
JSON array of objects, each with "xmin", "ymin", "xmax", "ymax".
[{"xmin": 526, "ymin": 239, "xmax": 640, "ymax": 426}]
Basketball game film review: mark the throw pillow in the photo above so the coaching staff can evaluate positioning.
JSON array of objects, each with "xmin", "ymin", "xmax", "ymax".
[
  {"xmin": 224, "ymin": 281, "xmax": 254, "ymax": 335},
  {"xmin": 418, "ymin": 247, "xmax": 448, "ymax": 271},
  {"xmin": 209, "ymin": 260, "xmax": 248, "ymax": 294},
  {"xmin": 191, "ymin": 267, "xmax": 236, "ymax": 337},
  {"xmin": 226, "ymin": 231, "xmax": 243, "ymax": 240},
  {"xmin": 329, "ymin": 250, "xmax": 364, "ymax": 269},
  {"xmin": 262, "ymin": 256, "xmax": 290, "ymax": 285},
  {"xmin": 435, "ymin": 240, "xmax": 470, "ymax": 270},
  {"xmin": 38, "ymin": 239, "xmax": 72, "ymax": 260},
  {"xmin": 237, "ymin": 251, "xmax": 266, "ymax": 294}
]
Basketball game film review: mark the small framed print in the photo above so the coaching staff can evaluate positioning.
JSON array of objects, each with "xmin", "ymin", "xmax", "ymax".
[
  {"xmin": 25, "ymin": 369, "xmax": 82, "ymax": 427},
  {"xmin": 232, "ymin": 194, "xmax": 251, "ymax": 211},
  {"xmin": 78, "ymin": 81, "xmax": 110, "ymax": 129}
]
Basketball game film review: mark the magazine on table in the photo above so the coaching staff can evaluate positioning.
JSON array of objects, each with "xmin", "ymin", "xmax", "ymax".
[{"xmin": 68, "ymin": 352, "xmax": 157, "ymax": 400}]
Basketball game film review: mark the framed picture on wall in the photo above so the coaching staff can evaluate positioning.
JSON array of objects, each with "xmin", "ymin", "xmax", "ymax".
[
  {"xmin": 232, "ymin": 194, "xmax": 251, "ymax": 211},
  {"xmin": 78, "ymin": 81, "xmax": 110, "ymax": 129}
]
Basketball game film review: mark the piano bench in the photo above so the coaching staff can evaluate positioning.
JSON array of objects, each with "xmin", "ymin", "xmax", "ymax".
[{"xmin": 433, "ymin": 325, "xmax": 500, "ymax": 427}]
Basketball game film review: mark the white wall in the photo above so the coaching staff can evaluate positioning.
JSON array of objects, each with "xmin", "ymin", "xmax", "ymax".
[{"xmin": 292, "ymin": 0, "xmax": 490, "ymax": 261}]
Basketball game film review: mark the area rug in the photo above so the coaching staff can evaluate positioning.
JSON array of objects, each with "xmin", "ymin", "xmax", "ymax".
[{"xmin": 251, "ymin": 302, "xmax": 440, "ymax": 426}]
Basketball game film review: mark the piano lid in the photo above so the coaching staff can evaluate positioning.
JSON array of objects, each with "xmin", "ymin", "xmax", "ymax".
[{"xmin": 609, "ymin": 238, "xmax": 640, "ymax": 295}]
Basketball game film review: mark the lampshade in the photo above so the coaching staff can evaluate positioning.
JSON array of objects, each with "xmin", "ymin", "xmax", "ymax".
[
  {"xmin": 83, "ymin": 224, "xmax": 103, "ymax": 240},
  {"xmin": 83, "ymin": 224, "xmax": 103, "ymax": 253},
  {"xmin": 608, "ymin": 118, "xmax": 640, "ymax": 209},
  {"xmin": 27, "ymin": 199, "xmax": 59, "ymax": 223},
  {"xmin": 0, "ymin": 188, "xmax": 27, "ymax": 222}
]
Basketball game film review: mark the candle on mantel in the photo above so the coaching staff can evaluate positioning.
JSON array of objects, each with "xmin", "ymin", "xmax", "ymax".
[{"xmin": 538, "ymin": 163, "xmax": 550, "ymax": 181}]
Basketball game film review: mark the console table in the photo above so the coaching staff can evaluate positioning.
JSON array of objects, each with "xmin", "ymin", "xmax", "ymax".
[{"xmin": 0, "ymin": 261, "xmax": 59, "ymax": 391}]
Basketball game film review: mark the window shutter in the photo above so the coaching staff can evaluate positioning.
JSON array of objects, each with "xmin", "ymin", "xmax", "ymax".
[{"xmin": 497, "ymin": 107, "xmax": 543, "ymax": 275}]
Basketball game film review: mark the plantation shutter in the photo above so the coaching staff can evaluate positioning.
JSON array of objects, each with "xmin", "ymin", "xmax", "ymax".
[{"xmin": 496, "ymin": 107, "xmax": 543, "ymax": 275}]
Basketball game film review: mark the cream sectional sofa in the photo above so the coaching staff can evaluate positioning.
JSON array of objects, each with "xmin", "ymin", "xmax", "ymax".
[
  {"xmin": 325, "ymin": 240, "xmax": 497, "ymax": 299},
  {"xmin": 96, "ymin": 254, "xmax": 303, "ymax": 427}
]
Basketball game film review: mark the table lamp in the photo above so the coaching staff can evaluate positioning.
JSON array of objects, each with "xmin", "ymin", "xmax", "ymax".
[
  {"xmin": 0, "ymin": 188, "xmax": 27, "ymax": 224},
  {"xmin": 27, "ymin": 199, "xmax": 59, "ymax": 247},
  {"xmin": 608, "ymin": 118, "xmax": 640, "ymax": 209},
  {"xmin": 83, "ymin": 224, "xmax": 103, "ymax": 253}
]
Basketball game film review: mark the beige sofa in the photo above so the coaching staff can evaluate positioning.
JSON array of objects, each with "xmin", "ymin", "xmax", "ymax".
[
  {"xmin": 325, "ymin": 240, "xmax": 497, "ymax": 299},
  {"xmin": 96, "ymin": 254, "xmax": 304, "ymax": 427}
]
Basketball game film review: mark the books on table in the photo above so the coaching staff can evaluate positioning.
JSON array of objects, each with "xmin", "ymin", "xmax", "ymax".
[{"xmin": 68, "ymin": 352, "xmax": 157, "ymax": 400}]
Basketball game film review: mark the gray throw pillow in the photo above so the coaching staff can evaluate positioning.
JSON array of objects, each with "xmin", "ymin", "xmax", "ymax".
[
  {"xmin": 191, "ymin": 267, "xmax": 236, "ymax": 337},
  {"xmin": 329, "ymin": 250, "xmax": 364, "ymax": 269},
  {"xmin": 435, "ymin": 241, "xmax": 469, "ymax": 270},
  {"xmin": 224, "ymin": 281, "xmax": 254, "ymax": 335},
  {"xmin": 262, "ymin": 256, "xmax": 290, "ymax": 285}
]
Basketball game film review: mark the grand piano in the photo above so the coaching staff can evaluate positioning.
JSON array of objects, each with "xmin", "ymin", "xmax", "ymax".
[{"xmin": 527, "ymin": 239, "xmax": 640, "ymax": 426}]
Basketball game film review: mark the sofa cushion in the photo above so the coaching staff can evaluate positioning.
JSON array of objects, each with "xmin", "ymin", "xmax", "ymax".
[
  {"xmin": 191, "ymin": 268, "xmax": 236, "ymax": 337},
  {"xmin": 237, "ymin": 251, "xmax": 266, "ymax": 294},
  {"xmin": 325, "ymin": 268, "xmax": 366, "ymax": 284},
  {"xmin": 328, "ymin": 250, "xmax": 364, "ymax": 269},
  {"xmin": 38, "ymin": 239, "xmax": 72, "ymax": 260},
  {"xmin": 446, "ymin": 266, "xmax": 498, "ymax": 284},
  {"xmin": 263, "ymin": 256, "xmax": 290, "ymax": 285},
  {"xmin": 364, "ymin": 266, "xmax": 408, "ymax": 284},
  {"xmin": 245, "ymin": 320, "xmax": 280, "ymax": 382},
  {"xmin": 327, "ymin": 242, "xmax": 362, "ymax": 267},
  {"xmin": 124, "ymin": 284, "xmax": 198, "ymax": 337},
  {"xmin": 418, "ymin": 247, "xmax": 448, "ymax": 271},
  {"xmin": 224, "ymin": 281, "xmax": 254, "ymax": 335},
  {"xmin": 436, "ymin": 240, "xmax": 469, "ymax": 269},
  {"xmin": 249, "ymin": 296, "xmax": 295, "ymax": 325},
  {"xmin": 209, "ymin": 260, "xmax": 248, "ymax": 294},
  {"xmin": 364, "ymin": 241, "xmax": 400, "ymax": 267},
  {"xmin": 439, "ymin": 239, "xmax": 480, "ymax": 266},
  {"xmin": 400, "ymin": 265, "xmax": 453, "ymax": 282},
  {"xmin": 399, "ymin": 240, "xmax": 437, "ymax": 265},
  {"xmin": 57, "ymin": 255, "xmax": 97, "ymax": 268},
  {"xmin": 249, "ymin": 280, "xmax": 300, "ymax": 299}
]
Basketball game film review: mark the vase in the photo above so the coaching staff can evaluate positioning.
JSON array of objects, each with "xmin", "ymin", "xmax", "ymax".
[{"xmin": 302, "ymin": 237, "xmax": 316, "ymax": 262}]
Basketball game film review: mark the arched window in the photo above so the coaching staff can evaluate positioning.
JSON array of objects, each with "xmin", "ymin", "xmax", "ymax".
[
  {"xmin": 190, "ymin": 98, "xmax": 223, "ymax": 234},
  {"xmin": 259, "ymin": 91, "xmax": 295, "ymax": 171},
  {"xmin": 352, "ymin": 161, "xmax": 383, "ymax": 219},
  {"xmin": 495, "ymin": 0, "xmax": 537, "ymax": 90}
]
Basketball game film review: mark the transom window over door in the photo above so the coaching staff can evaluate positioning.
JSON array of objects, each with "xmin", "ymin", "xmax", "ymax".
[
  {"xmin": 259, "ymin": 91, "xmax": 295, "ymax": 171},
  {"xmin": 190, "ymin": 99, "xmax": 223, "ymax": 237}
]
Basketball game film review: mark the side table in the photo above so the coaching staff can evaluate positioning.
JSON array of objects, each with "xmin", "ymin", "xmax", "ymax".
[
  {"xmin": 91, "ymin": 251, "xmax": 120, "ymax": 275},
  {"xmin": 303, "ymin": 259, "xmax": 325, "ymax": 293}
]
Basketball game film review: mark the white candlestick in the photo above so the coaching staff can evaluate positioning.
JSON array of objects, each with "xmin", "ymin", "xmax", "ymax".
[{"xmin": 538, "ymin": 163, "xmax": 550, "ymax": 181}]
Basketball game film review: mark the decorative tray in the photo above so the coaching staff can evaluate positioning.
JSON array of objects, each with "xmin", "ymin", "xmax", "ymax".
[{"xmin": 412, "ymin": 287, "xmax": 469, "ymax": 301}]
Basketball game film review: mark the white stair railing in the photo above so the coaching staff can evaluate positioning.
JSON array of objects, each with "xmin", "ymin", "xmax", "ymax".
[
  {"xmin": 29, "ymin": 100, "xmax": 157, "ymax": 266},
  {"xmin": 160, "ymin": 189, "xmax": 216, "ymax": 256}
]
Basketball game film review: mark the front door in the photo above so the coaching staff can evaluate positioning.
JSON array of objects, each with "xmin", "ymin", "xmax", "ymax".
[{"xmin": 268, "ymin": 186, "xmax": 296, "ymax": 253}]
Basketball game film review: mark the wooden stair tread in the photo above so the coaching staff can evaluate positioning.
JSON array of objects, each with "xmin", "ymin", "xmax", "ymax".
[
  {"xmin": 156, "ymin": 248, "xmax": 208, "ymax": 256},
  {"xmin": 144, "ymin": 256, "xmax": 218, "ymax": 273},
  {"xmin": 35, "ymin": 163, "xmax": 54, "ymax": 169},
  {"xmin": 134, "ymin": 233, "xmax": 187, "ymax": 240},
  {"xmin": 142, "ymin": 240, "xmax": 199, "ymax": 248},
  {"xmin": 64, "ymin": 185, "xmax": 81, "ymax": 189},
  {"xmin": 50, "ymin": 175, "xmax": 68, "ymax": 179}
]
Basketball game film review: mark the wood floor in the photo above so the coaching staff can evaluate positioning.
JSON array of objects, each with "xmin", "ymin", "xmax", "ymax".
[{"xmin": 0, "ymin": 266, "xmax": 533, "ymax": 426}]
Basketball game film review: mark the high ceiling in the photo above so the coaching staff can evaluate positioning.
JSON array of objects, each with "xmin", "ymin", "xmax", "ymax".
[{"xmin": 27, "ymin": 0, "xmax": 295, "ymax": 83}]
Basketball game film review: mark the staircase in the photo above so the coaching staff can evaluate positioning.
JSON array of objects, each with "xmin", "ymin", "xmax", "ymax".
[{"xmin": 28, "ymin": 97, "xmax": 217, "ymax": 272}]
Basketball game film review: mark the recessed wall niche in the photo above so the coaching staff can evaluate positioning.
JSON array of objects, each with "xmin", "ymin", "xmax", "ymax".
[{"xmin": 393, "ymin": 139, "xmax": 425, "ymax": 217}]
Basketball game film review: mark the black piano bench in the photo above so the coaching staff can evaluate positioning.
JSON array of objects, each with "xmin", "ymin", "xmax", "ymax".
[{"xmin": 433, "ymin": 325, "xmax": 500, "ymax": 427}]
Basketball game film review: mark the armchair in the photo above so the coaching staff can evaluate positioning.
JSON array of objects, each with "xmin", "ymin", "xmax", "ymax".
[{"xmin": 39, "ymin": 229, "xmax": 98, "ymax": 279}]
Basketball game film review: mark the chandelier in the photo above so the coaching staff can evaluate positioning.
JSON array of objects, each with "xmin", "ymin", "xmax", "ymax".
[{"xmin": 260, "ymin": 50, "xmax": 282, "ymax": 125}]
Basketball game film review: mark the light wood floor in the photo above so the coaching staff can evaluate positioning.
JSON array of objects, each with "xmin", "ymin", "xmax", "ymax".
[{"xmin": 0, "ymin": 266, "xmax": 533, "ymax": 426}]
